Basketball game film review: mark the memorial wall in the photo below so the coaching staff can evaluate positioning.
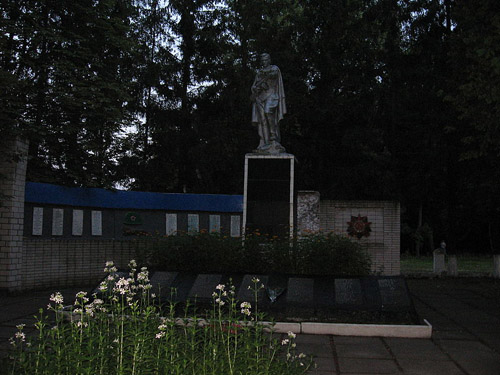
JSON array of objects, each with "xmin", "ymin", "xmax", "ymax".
[{"xmin": 5, "ymin": 181, "xmax": 400, "ymax": 291}]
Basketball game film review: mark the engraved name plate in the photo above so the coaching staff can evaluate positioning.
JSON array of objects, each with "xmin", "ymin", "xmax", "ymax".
[
  {"xmin": 52, "ymin": 208, "xmax": 64, "ymax": 236},
  {"xmin": 91, "ymin": 210, "xmax": 102, "ymax": 236},
  {"xmin": 166, "ymin": 213, "xmax": 177, "ymax": 235},
  {"xmin": 72, "ymin": 210, "xmax": 83, "ymax": 236},
  {"xmin": 209, "ymin": 215, "xmax": 220, "ymax": 233},
  {"xmin": 33, "ymin": 207, "xmax": 43, "ymax": 236}
]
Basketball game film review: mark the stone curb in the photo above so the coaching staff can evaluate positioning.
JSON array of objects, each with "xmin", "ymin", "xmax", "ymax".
[
  {"xmin": 298, "ymin": 319, "xmax": 432, "ymax": 338},
  {"xmin": 61, "ymin": 308, "xmax": 431, "ymax": 339}
]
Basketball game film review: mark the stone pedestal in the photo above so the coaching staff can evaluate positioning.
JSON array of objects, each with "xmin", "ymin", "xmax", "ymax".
[{"xmin": 243, "ymin": 154, "xmax": 296, "ymax": 239}]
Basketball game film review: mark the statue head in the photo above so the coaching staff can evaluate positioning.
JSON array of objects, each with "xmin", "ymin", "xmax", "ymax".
[{"xmin": 260, "ymin": 53, "xmax": 271, "ymax": 67}]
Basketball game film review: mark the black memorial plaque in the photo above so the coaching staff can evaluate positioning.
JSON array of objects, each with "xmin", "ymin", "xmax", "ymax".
[
  {"xmin": 334, "ymin": 279, "xmax": 363, "ymax": 306},
  {"xmin": 150, "ymin": 271, "xmax": 178, "ymax": 300},
  {"xmin": 188, "ymin": 274, "xmax": 223, "ymax": 301},
  {"xmin": 378, "ymin": 278, "xmax": 411, "ymax": 309},
  {"xmin": 246, "ymin": 158, "xmax": 293, "ymax": 238},
  {"xmin": 286, "ymin": 277, "xmax": 314, "ymax": 317},
  {"xmin": 237, "ymin": 274, "xmax": 268, "ymax": 304}
]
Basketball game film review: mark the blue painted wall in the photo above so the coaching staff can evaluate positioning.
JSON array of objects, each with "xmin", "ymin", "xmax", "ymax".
[
  {"xmin": 25, "ymin": 182, "xmax": 243, "ymax": 212},
  {"xmin": 24, "ymin": 182, "xmax": 243, "ymax": 239}
]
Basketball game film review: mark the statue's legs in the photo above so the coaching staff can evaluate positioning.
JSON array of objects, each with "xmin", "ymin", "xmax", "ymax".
[
  {"xmin": 255, "ymin": 102, "xmax": 271, "ymax": 149},
  {"xmin": 257, "ymin": 122, "xmax": 270, "ymax": 149},
  {"xmin": 266, "ymin": 112, "xmax": 280, "ymax": 143}
]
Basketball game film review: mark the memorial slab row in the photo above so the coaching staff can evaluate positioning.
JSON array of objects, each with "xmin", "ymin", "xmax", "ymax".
[
  {"xmin": 117, "ymin": 272, "xmax": 415, "ymax": 322},
  {"xmin": 29, "ymin": 207, "xmax": 241, "ymax": 238}
]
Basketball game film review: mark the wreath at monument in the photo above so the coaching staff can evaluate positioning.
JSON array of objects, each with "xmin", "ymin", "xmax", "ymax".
[{"xmin": 347, "ymin": 214, "xmax": 372, "ymax": 239}]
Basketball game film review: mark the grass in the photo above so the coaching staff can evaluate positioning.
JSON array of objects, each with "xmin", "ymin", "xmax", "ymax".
[
  {"xmin": 401, "ymin": 254, "xmax": 494, "ymax": 273},
  {"xmin": 6, "ymin": 260, "xmax": 313, "ymax": 375}
]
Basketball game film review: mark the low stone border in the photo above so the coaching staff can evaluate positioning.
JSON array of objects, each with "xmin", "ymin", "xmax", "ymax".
[
  {"xmin": 61, "ymin": 309, "xmax": 432, "ymax": 339},
  {"xmin": 268, "ymin": 319, "xmax": 432, "ymax": 338}
]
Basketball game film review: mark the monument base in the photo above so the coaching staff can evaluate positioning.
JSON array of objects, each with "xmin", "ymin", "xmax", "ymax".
[{"xmin": 243, "ymin": 153, "xmax": 296, "ymax": 238}]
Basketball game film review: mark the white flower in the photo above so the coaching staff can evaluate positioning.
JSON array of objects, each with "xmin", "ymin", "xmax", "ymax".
[
  {"xmin": 292, "ymin": 343, "xmax": 296, "ymax": 348},
  {"xmin": 105, "ymin": 261, "xmax": 114, "ymax": 267},
  {"xmin": 151, "ymin": 293, "xmax": 156, "ymax": 298},
  {"xmin": 240, "ymin": 301, "xmax": 252, "ymax": 316},
  {"xmin": 14, "ymin": 332, "xmax": 25, "ymax": 342},
  {"xmin": 216, "ymin": 284, "xmax": 225, "ymax": 291},
  {"xmin": 114, "ymin": 277, "xmax": 130, "ymax": 295},
  {"xmin": 251, "ymin": 277, "xmax": 260, "ymax": 283},
  {"xmin": 76, "ymin": 321, "xmax": 88, "ymax": 328},
  {"xmin": 281, "ymin": 338, "xmax": 289, "ymax": 346},
  {"xmin": 85, "ymin": 306, "xmax": 95, "ymax": 317},
  {"xmin": 298, "ymin": 353, "xmax": 306, "ymax": 359},
  {"xmin": 50, "ymin": 292, "xmax": 64, "ymax": 305},
  {"xmin": 155, "ymin": 332, "xmax": 165, "ymax": 339},
  {"xmin": 76, "ymin": 291, "xmax": 87, "ymax": 299},
  {"xmin": 286, "ymin": 352, "xmax": 292, "ymax": 360},
  {"xmin": 129, "ymin": 259, "xmax": 137, "ymax": 268},
  {"xmin": 137, "ymin": 271, "xmax": 149, "ymax": 283},
  {"xmin": 241, "ymin": 308, "xmax": 251, "ymax": 316},
  {"xmin": 287, "ymin": 331, "xmax": 296, "ymax": 339},
  {"xmin": 15, "ymin": 324, "xmax": 25, "ymax": 330},
  {"xmin": 215, "ymin": 298, "xmax": 225, "ymax": 306}
]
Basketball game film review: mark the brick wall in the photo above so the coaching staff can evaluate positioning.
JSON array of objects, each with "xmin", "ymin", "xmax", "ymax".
[
  {"xmin": 21, "ymin": 239, "xmax": 144, "ymax": 290},
  {"xmin": 319, "ymin": 200, "xmax": 400, "ymax": 275},
  {"xmin": 0, "ymin": 138, "xmax": 29, "ymax": 292}
]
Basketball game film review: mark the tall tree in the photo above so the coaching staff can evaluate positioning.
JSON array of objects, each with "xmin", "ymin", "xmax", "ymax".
[{"xmin": 1, "ymin": 0, "xmax": 138, "ymax": 187}]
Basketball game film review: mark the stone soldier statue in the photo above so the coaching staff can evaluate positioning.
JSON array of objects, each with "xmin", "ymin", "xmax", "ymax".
[{"xmin": 251, "ymin": 53, "xmax": 287, "ymax": 154}]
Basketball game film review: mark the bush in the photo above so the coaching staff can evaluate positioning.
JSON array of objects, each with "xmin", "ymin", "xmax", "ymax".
[{"xmin": 136, "ymin": 232, "xmax": 371, "ymax": 277}]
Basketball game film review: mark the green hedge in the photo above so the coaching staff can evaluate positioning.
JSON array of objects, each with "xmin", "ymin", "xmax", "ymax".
[{"xmin": 135, "ymin": 232, "xmax": 371, "ymax": 277}]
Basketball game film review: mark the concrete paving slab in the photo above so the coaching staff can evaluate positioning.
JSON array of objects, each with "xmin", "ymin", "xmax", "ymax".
[
  {"xmin": 437, "ymin": 339, "xmax": 500, "ymax": 375},
  {"xmin": 384, "ymin": 338, "xmax": 448, "ymax": 359},
  {"xmin": 335, "ymin": 342, "xmax": 392, "ymax": 359},
  {"xmin": 333, "ymin": 336, "xmax": 383, "ymax": 345},
  {"xmin": 437, "ymin": 339, "xmax": 500, "ymax": 354},
  {"xmin": 432, "ymin": 329, "xmax": 477, "ymax": 340},
  {"xmin": 474, "ymin": 333, "xmax": 500, "ymax": 353},
  {"xmin": 397, "ymin": 358, "xmax": 466, "ymax": 375},
  {"xmin": 295, "ymin": 342, "xmax": 332, "ymax": 358},
  {"xmin": 312, "ymin": 357, "xmax": 336, "ymax": 372},
  {"xmin": 449, "ymin": 357, "xmax": 500, "ymax": 375},
  {"xmin": 337, "ymin": 358, "xmax": 399, "ymax": 373},
  {"xmin": 296, "ymin": 334, "xmax": 330, "ymax": 345}
]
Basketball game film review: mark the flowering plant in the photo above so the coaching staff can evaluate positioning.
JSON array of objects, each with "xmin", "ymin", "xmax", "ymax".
[{"xmin": 8, "ymin": 261, "xmax": 312, "ymax": 375}]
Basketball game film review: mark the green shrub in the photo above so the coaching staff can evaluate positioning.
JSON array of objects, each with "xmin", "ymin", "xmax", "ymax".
[{"xmin": 136, "ymin": 232, "xmax": 371, "ymax": 277}]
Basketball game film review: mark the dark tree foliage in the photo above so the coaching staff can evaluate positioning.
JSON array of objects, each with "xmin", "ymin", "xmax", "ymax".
[
  {"xmin": 1, "ymin": 0, "xmax": 499, "ymax": 252},
  {"xmin": 2, "ymin": 0, "xmax": 137, "ymax": 188}
]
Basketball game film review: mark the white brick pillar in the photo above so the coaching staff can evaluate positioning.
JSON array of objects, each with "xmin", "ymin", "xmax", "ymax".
[{"xmin": 0, "ymin": 137, "xmax": 28, "ymax": 292}]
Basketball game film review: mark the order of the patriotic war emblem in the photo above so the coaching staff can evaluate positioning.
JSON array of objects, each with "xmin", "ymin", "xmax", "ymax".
[{"xmin": 347, "ymin": 214, "xmax": 372, "ymax": 239}]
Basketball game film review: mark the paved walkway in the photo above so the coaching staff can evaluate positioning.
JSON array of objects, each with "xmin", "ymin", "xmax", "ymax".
[{"xmin": 1, "ymin": 278, "xmax": 500, "ymax": 374}]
